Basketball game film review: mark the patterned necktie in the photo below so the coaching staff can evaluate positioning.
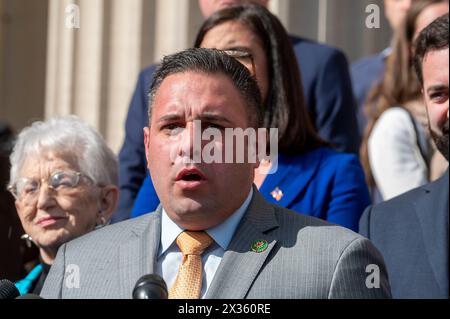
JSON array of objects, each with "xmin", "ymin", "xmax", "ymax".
[{"xmin": 168, "ymin": 231, "xmax": 214, "ymax": 299}]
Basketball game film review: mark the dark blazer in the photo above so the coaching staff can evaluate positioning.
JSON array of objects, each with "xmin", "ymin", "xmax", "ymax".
[
  {"xmin": 114, "ymin": 36, "xmax": 359, "ymax": 222},
  {"xmin": 350, "ymin": 51, "xmax": 388, "ymax": 135},
  {"xmin": 131, "ymin": 148, "xmax": 370, "ymax": 232},
  {"xmin": 359, "ymin": 170, "xmax": 449, "ymax": 299},
  {"xmin": 290, "ymin": 36, "xmax": 359, "ymax": 154}
]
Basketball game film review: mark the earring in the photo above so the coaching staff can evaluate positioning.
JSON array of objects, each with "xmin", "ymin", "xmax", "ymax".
[{"xmin": 21, "ymin": 234, "xmax": 34, "ymax": 248}]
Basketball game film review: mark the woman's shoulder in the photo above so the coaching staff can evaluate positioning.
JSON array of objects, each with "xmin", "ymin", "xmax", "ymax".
[
  {"xmin": 369, "ymin": 106, "xmax": 418, "ymax": 147},
  {"xmin": 373, "ymin": 107, "xmax": 415, "ymax": 132}
]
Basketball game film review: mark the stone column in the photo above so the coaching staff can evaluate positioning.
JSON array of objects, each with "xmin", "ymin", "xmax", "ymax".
[
  {"xmin": 0, "ymin": 0, "xmax": 48, "ymax": 131},
  {"xmin": 44, "ymin": 0, "xmax": 145, "ymax": 153}
]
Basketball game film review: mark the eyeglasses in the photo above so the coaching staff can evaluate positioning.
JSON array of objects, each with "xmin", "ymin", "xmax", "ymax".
[
  {"xmin": 222, "ymin": 49, "xmax": 256, "ymax": 76},
  {"xmin": 8, "ymin": 171, "xmax": 92, "ymax": 204}
]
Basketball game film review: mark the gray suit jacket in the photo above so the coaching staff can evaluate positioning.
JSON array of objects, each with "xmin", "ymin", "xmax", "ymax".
[{"xmin": 41, "ymin": 190, "xmax": 391, "ymax": 299}]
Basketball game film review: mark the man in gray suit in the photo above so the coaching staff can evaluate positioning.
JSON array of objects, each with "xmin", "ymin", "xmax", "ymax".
[{"xmin": 41, "ymin": 48, "xmax": 391, "ymax": 299}]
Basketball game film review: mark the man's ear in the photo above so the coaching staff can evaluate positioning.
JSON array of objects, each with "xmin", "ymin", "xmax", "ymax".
[
  {"xmin": 253, "ymin": 128, "xmax": 271, "ymax": 170},
  {"xmin": 253, "ymin": 139, "xmax": 262, "ymax": 171},
  {"xmin": 97, "ymin": 185, "xmax": 119, "ymax": 224}
]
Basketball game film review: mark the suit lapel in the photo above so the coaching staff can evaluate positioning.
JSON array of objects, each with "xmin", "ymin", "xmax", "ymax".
[
  {"xmin": 414, "ymin": 171, "xmax": 449, "ymax": 294},
  {"xmin": 205, "ymin": 189, "xmax": 279, "ymax": 299},
  {"xmin": 118, "ymin": 208, "xmax": 162, "ymax": 298}
]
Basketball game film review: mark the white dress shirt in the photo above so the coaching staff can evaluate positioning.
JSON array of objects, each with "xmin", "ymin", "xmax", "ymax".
[{"xmin": 155, "ymin": 188, "xmax": 253, "ymax": 298}]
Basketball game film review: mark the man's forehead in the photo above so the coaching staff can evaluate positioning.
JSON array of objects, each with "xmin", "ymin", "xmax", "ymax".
[
  {"xmin": 423, "ymin": 49, "xmax": 449, "ymax": 85},
  {"xmin": 152, "ymin": 71, "xmax": 248, "ymax": 121},
  {"xmin": 156, "ymin": 71, "xmax": 234, "ymax": 95}
]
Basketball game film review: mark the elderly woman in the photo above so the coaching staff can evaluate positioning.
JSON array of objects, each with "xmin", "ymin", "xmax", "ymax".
[{"xmin": 8, "ymin": 116, "xmax": 119, "ymax": 295}]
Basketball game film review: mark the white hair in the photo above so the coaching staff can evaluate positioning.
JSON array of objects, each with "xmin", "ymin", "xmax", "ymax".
[{"xmin": 9, "ymin": 115, "xmax": 118, "ymax": 188}]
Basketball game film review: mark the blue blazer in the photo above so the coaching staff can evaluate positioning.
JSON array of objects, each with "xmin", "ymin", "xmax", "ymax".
[
  {"xmin": 350, "ymin": 50, "xmax": 388, "ymax": 135},
  {"xmin": 114, "ymin": 36, "xmax": 359, "ymax": 223},
  {"xmin": 359, "ymin": 170, "xmax": 449, "ymax": 298},
  {"xmin": 131, "ymin": 147, "xmax": 370, "ymax": 232}
]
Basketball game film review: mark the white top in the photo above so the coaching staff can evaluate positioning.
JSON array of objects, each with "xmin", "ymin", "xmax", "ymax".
[
  {"xmin": 368, "ymin": 107, "xmax": 429, "ymax": 200},
  {"xmin": 155, "ymin": 188, "xmax": 253, "ymax": 298}
]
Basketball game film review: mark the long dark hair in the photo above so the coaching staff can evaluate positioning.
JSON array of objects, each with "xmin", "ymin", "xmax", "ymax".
[
  {"xmin": 194, "ymin": 4, "xmax": 327, "ymax": 155},
  {"xmin": 360, "ymin": 0, "xmax": 448, "ymax": 187}
]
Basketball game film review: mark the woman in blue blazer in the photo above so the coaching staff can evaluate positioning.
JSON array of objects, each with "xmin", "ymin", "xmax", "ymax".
[{"xmin": 130, "ymin": 5, "xmax": 369, "ymax": 232}]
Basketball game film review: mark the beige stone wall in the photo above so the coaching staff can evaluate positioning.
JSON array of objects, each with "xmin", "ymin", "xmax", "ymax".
[
  {"xmin": 0, "ymin": 0, "xmax": 48, "ymax": 131},
  {"xmin": 0, "ymin": 0, "xmax": 391, "ymax": 154}
]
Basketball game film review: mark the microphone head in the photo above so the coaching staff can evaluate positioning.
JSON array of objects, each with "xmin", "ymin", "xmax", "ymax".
[
  {"xmin": 0, "ymin": 279, "xmax": 20, "ymax": 299},
  {"xmin": 16, "ymin": 294, "xmax": 43, "ymax": 299},
  {"xmin": 132, "ymin": 274, "xmax": 168, "ymax": 299}
]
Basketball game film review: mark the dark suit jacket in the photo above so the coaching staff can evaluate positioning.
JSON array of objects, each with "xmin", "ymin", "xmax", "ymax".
[
  {"xmin": 350, "ymin": 51, "xmax": 388, "ymax": 135},
  {"xmin": 359, "ymin": 170, "xmax": 449, "ymax": 298},
  {"xmin": 114, "ymin": 36, "xmax": 359, "ymax": 222}
]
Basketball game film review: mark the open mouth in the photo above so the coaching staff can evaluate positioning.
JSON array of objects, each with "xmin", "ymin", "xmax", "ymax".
[
  {"xmin": 176, "ymin": 168, "xmax": 206, "ymax": 187},
  {"xmin": 181, "ymin": 173, "xmax": 203, "ymax": 182}
]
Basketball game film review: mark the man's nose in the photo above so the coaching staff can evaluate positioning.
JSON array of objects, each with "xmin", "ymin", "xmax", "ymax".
[{"xmin": 178, "ymin": 121, "xmax": 201, "ymax": 161}]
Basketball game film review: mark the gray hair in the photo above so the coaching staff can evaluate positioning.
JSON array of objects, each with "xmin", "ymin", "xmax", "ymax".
[
  {"xmin": 148, "ymin": 48, "xmax": 263, "ymax": 128},
  {"xmin": 9, "ymin": 115, "xmax": 118, "ymax": 188}
]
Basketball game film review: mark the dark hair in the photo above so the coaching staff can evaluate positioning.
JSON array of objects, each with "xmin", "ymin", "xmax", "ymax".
[
  {"xmin": 361, "ymin": 0, "xmax": 448, "ymax": 187},
  {"xmin": 0, "ymin": 121, "xmax": 14, "ymax": 156},
  {"xmin": 148, "ymin": 48, "xmax": 263, "ymax": 128},
  {"xmin": 414, "ymin": 13, "xmax": 449, "ymax": 85},
  {"xmin": 194, "ymin": 4, "xmax": 327, "ymax": 155}
]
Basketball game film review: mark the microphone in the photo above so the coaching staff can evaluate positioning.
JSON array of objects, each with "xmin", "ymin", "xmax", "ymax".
[
  {"xmin": 16, "ymin": 294, "xmax": 43, "ymax": 299},
  {"xmin": 0, "ymin": 279, "xmax": 20, "ymax": 299},
  {"xmin": 132, "ymin": 274, "xmax": 168, "ymax": 299}
]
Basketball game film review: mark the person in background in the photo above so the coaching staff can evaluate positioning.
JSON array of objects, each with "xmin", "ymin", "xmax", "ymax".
[
  {"xmin": 360, "ymin": 0, "xmax": 448, "ymax": 202},
  {"xmin": 8, "ymin": 116, "xmax": 119, "ymax": 295},
  {"xmin": 131, "ymin": 4, "xmax": 370, "ymax": 232},
  {"xmin": 0, "ymin": 121, "xmax": 39, "ymax": 281},
  {"xmin": 114, "ymin": 0, "xmax": 358, "ymax": 223},
  {"xmin": 360, "ymin": 14, "xmax": 449, "ymax": 298},
  {"xmin": 352, "ymin": 0, "xmax": 413, "ymax": 135}
]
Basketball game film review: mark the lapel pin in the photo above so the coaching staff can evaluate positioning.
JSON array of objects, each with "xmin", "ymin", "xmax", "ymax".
[
  {"xmin": 251, "ymin": 239, "xmax": 269, "ymax": 253},
  {"xmin": 270, "ymin": 187, "xmax": 284, "ymax": 201}
]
